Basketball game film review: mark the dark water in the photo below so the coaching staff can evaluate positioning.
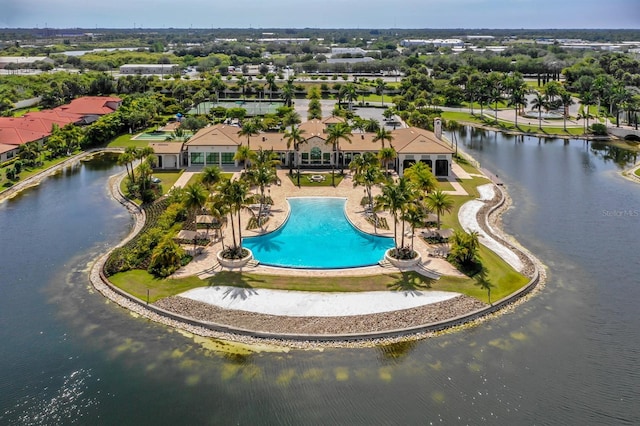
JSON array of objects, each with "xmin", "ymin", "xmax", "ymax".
[{"xmin": 0, "ymin": 139, "xmax": 639, "ymax": 425}]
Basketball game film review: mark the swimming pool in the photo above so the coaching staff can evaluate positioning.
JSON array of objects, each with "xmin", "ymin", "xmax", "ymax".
[{"xmin": 243, "ymin": 197, "xmax": 394, "ymax": 269}]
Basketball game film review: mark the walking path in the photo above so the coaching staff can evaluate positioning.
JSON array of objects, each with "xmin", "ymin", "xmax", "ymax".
[
  {"xmin": 458, "ymin": 184, "xmax": 523, "ymax": 272},
  {"xmin": 171, "ymin": 171, "xmax": 197, "ymax": 189},
  {"xmin": 182, "ymin": 286, "xmax": 459, "ymax": 317}
]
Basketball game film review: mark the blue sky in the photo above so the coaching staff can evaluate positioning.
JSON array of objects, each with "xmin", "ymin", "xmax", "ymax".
[{"xmin": 1, "ymin": 0, "xmax": 639, "ymax": 29}]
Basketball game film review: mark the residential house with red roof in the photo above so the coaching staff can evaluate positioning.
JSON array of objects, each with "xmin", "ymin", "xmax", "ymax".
[{"xmin": 0, "ymin": 96, "xmax": 121, "ymax": 163}]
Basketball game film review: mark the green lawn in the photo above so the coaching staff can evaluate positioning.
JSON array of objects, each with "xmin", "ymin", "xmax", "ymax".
[
  {"xmin": 109, "ymin": 265, "xmax": 528, "ymax": 305},
  {"xmin": 440, "ymin": 111, "xmax": 585, "ymax": 137},
  {"xmin": 107, "ymin": 132, "xmax": 157, "ymax": 149},
  {"xmin": 153, "ymin": 170, "xmax": 183, "ymax": 195},
  {"xmin": 635, "ymin": 168, "xmax": 640, "ymax": 177},
  {"xmin": 1, "ymin": 154, "xmax": 80, "ymax": 191}
]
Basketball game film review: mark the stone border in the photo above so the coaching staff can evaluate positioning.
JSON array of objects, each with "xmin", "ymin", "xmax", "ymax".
[{"xmin": 88, "ymin": 153, "xmax": 543, "ymax": 345}]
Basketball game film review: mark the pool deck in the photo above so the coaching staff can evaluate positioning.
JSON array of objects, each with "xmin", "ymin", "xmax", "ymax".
[{"xmin": 172, "ymin": 166, "xmax": 471, "ymax": 280}]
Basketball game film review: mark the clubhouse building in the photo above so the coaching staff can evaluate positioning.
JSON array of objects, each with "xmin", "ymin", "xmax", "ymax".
[{"xmin": 150, "ymin": 117, "xmax": 454, "ymax": 177}]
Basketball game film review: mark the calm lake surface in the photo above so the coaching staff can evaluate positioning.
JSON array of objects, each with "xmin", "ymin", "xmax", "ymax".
[{"xmin": 1, "ymin": 134, "xmax": 639, "ymax": 425}]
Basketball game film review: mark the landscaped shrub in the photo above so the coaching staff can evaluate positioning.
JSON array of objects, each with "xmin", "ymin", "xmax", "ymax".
[
  {"xmin": 104, "ymin": 199, "xmax": 187, "ymax": 277},
  {"xmin": 147, "ymin": 237, "xmax": 185, "ymax": 277},
  {"xmin": 590, "ymin": 123, "xmax": 607, "ymax": 136}
]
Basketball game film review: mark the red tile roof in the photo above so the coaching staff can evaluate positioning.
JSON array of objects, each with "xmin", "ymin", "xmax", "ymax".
[
  {"xmin": 0, "ymin": 143, "xmax": 18, "ymax": 155},
  {"xmin": 54, "ymin": 96, "xmax": 121, "ymax": 116},
  {"xmin": 0, "ymin": 96, "xmax": 120, "ymax": 147}
]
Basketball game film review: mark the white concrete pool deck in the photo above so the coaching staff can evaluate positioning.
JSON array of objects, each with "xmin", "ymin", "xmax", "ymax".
[{"xmin": 181, "ymin": 286, "xmax": 459, "ymax": 317}]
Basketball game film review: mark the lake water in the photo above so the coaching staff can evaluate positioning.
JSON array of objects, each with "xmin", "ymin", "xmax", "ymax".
[{"xmin": 1, "ymin": 134, "xmax": 639, "ymax": 425}]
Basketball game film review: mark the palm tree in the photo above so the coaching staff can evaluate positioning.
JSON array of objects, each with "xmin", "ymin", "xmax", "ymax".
[
  {"xmin": 404, "ymin": 161, "xmax": 437, "ymax": 195},
  {"xmin": 402, "ymin": 204, "xmax": 426, "ymax": 253},
  {"xmin": 237, "ymin": 75, "xmax": 248, "ymax": 100},
  {"xmin": 183, "ymin": 183, "xmax": 208, "ymax": 226},
  {"xmin": 237, "ymin": 118, "xmax": 261, "ymax": 149},
  {"xmin": 137, "ymin": 160, "xmax": 153, "ymax": 192},
  {"xmin": 325, "ymin": 122, "xmax": 352, "ymax": 185},
  {"xmin": 117, "ymin": 151, "xmax": 135, "ymax": 181},
  {"xmin": 363, "ymin": 118, "xmax": 380, "ymax": 133},
  {"xmin": 265, "ymin": 73, "xmax": 277, "ymax": 101},
  {"xmin": 247, "ymin": 148, "xmax": 279, "ymax": 225},
  {"xmin": 214, "ymin": 178, "xmax": 255, "ymax": 257},
  {"xmin": 342, "ymin": 83, "xmax": 358, "ymax": 110},
  {"xmin": 373, "ymin": 127, "xmax": 394, "ymax": 149},
  {"xmin": 508, "ymin": 88, "xmax": 528, "ymax": 129},
  {"xmin": 530, "ymin": 91, "xmax": 546, "ymax": 129},
  {"xmin": 351, "ymin": 155, "xmax": 384, "ymax": 232},
  {"xmin": 281, "ymin": 78, "xmax": 295, "ymax": 107},
  {"xmin": 284, "ymin": 125, "xmax": 306, "ymax": 185},
  {"xmin": 579, "ymin": 90, "xmax": 595, "ymax": 131},
  {"xmin": 560, "ymin": 91, "xmax": 574, "ymax": 131},
  {"xmin": 375, "ymin": 78, "xmax": 386, "ymax": 106},
  {"xmin": 375, "ymin": 177, "xmax": 414, "ymax": 254},
  {"xmin": 201, "ymin": 166, "xmax": 222, "ymax": 190},
  {"xmin": 425, "ymin": 190, "xmax": 454, "ymax": 230},
  {"xmin": 234, "ymin": 145, "xmax": 252, "ymax": 172},
  {"xmin": 378, "ymin": 147, "xmax": 397, "ymax": 175}
]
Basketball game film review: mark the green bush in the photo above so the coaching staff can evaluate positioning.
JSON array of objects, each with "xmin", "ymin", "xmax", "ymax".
[{"xmin": 590, "ymin": 123, "xmax": 607, "ymax": 135}]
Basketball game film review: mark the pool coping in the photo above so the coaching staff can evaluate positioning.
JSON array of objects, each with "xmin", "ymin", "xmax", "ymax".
[{"xmin": 243, "ymin": 196, "xmax": 394, "ymax": 269}]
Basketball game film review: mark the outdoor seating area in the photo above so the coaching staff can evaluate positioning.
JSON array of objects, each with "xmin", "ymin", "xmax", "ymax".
[{"xmin": 421, "ymin": 228, "xmax": 454, "ymax": 243}]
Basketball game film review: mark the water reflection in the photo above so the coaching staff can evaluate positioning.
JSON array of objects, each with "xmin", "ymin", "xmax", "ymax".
[{"xmin": 1, "ymin": 146, "xmax": 640, "ymax": 424}]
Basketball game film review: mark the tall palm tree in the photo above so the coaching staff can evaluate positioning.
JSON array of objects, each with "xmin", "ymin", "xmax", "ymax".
[
  {"xmin": 508, "ymin": 88, "xmax": 528, "ymax": 129},
  {"xmin": 247, "ymin": 148, "xmax": 279, "ymax": 225},
  {"xmin": 530, "ymin": 91, "xmax": 546, "ymax": 130},
  {"xmin": 284, "ymin": 125, "xmax": 306, "ymax": 185},
  {"xmin": 425, "ymin": 190, "xmax": 454, "ymax": 230},
  {"xmin": 281, "ymin": 78, "xmax": 295, "ymax": 107},
  {"xmin": 183, "ymin": 183, "xmax": 208, "ymax": 225},
  {"xmin": 560, "ymin": 91, "xmax": 574, "ymax": 131},
  {"xmin": 117, "ymin": 151, "xmax": 135, "ymax": 181},
  {"xmin": 214, "ymin": 178, "xmax": 255, "ymax": 257},
  {"xmin": 375, "ymin": 78, "xmax": 386, "ymax": 106},
  {"xmin": 375, "ymin": 177, "xmax": 414, "ymax": 253},
  {"xmin": 265, "ymin": 73, "xmax": 277, "ymax": 101},
  {"xmin": 373, "ymin": 127, "xmax": 394, "ymax": 149},
  {"xmin": 351, "ymin": 155, "xmax": 385, "ymax": 231},
  {"xmin": 325, "ymin": 122, "xmax": 352, "ymax": 185},
  {"xmin": 378, "ymin": 147, "xmax": 397, "ymax": 175},
  {"xmin": 579, "ymin": 91, "xmax": 595, "ymax": 131},
  {"xmin": 234, "ymin": 145, "xmax": 252, "ymax": 172},
  {"xmin": 237, "ymin": 118, "xmax": 261, "ymax": 149}
]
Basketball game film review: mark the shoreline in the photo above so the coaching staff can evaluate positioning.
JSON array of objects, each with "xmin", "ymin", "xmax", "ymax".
[{"xmin": 87, "ymin": 151, "xmax": 545, "ymax": 349}]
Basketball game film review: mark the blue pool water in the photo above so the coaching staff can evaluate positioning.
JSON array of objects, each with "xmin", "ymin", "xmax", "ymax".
[{"xmin": 243, "ymin": 197, "xmax": 394, "ymax": 269}]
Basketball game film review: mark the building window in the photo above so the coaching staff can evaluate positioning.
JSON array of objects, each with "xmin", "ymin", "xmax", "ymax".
[
  {"xmin": 323, "ymin": 152, "xmax": 331, "ymax": 164},
  {"xmin": 310, "ymin": 147, "xmax": 322, "ymax": 164},
  {"xmin": 302, "ymin": 153, "xmax": 309, "ymax": 164},
  {"xmin": 221, "ymin": 152, "xmax": 234, "ymax": 164},
  {"xmin": 206, "ymin": 152, "xmax": 219, "ymax": 164},
  {"xmin": 191, "ymin": 152, "xmax": 204, "ymax": 165}
]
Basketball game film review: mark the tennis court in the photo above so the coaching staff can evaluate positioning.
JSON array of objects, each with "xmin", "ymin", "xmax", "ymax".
[{"xmin": 188, "ymin": 101, "xmax": 285, "ymax": 116}]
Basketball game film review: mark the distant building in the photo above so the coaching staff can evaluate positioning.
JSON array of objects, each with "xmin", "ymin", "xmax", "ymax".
[
  {"xmin": 400, "ymin": 39, "xmax": 464, "ymax": 48},
  {"xmin": 331, "ymin": 47, "xmax": 367, "ymax": 56},
  {"xmin": 119, "ymin": 64, "xmax": 179, "ymax": 75}
]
